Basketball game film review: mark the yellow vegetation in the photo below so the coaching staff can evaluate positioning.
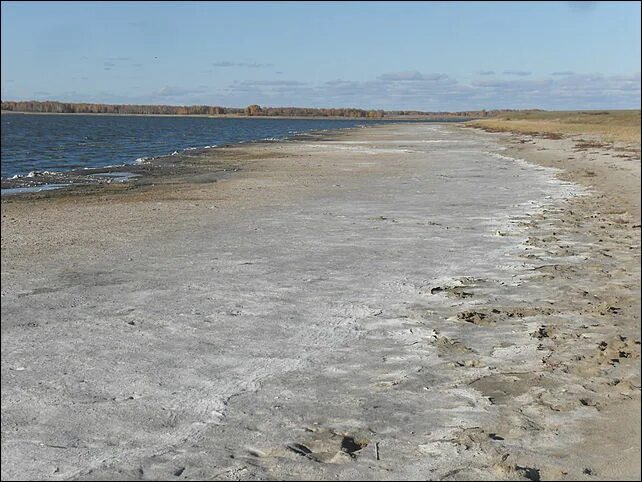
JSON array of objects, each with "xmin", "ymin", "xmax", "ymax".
[{"xmin": 468, "ymin": 110, "xmax": 640, "ymax": 144}]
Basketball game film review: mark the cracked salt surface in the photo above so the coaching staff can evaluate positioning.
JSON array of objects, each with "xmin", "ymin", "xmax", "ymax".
[{"xmin": 0, "ymin": 123, "xmax": 582, "ymax": 480}]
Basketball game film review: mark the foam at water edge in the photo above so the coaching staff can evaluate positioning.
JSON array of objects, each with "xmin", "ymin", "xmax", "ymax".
[
  {"xmin": 1, "ymin": 184, "xmax": 69, "ymax": 195},
  {"xmin": 7, "ymin": 170, "xmax": 62, "ymax": 179}
]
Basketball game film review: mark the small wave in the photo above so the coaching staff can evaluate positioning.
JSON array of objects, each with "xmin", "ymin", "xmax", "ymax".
[
  {"xmin": 9, "ymin": 170, "xmax": 63, "ymax": 179},
  {"xmin": 485, "ymin": 152, "xmax": 523, "ymax": 162},
  {"xmin": 2, "ymin": 118, "xmax": 387, "ymax": 179}
]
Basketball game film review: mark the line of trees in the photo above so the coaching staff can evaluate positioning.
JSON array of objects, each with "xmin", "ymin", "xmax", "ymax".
[
  {"xmin": 1, "ymin": 100, "xmax": 514, "ymax": 118},
  {"xmin": 242, "ymin": 104, "xmax": 385, "ymax": 118},
  {"xmin": 0, "ymin": 101, "xmax": 228, "ymax": 116},
  {"xmin": 0, "ymin": 101, "xmax": 387, "ymax": 118},
  {"xmin": 388, "ymin": 109, "xmax": 500, "ymax": 117}
]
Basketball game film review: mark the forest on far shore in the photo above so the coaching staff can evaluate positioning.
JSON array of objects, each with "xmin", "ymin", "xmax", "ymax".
[{"xmin": 1, "ymin": 100, "xmax": 511, "ymax": 119}]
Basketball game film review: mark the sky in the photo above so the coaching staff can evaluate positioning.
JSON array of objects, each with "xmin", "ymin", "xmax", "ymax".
[{"xmin": 1, "ymin": 1, "xmax": 640, "ymax": 111}]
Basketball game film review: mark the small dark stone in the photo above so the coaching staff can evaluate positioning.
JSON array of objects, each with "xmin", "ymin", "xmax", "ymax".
[
  {"xmin": 341, "ymin": 436, "xmax": 367, "ymax": 454},
  {"xmin": 515, "ymin": 465, "xmax": 541, "ymax": 481}
]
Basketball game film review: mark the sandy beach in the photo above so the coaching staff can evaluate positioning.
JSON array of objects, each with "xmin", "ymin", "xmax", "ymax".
[{"xmin": 1, "ymin": 122, "xmax": 640, "ymax": 480}]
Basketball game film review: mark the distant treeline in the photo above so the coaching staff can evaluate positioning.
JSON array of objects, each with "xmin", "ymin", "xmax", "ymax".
[
  {"xmin": 1, "ymin": 101, "xmax": 231, "ymax": 116},
  {"xmin": 242, "ymin": 104, "xmax": 386, "ymax": 118},
  {"xmin": 1, "ymin": 100, "xmax": 515, "ymax": 118}
]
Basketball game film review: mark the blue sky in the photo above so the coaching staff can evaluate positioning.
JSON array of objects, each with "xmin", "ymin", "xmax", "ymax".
[{"xmin": 1, "ymin": 1, "xmax": 640, "ymax": 110}]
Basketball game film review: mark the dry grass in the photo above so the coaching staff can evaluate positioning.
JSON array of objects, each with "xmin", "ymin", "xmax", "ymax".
[
  {"xmin": 468, "ymin": 110, "xmax": 641, "ymax": 144},
  {"xmin": 573, "ymin": 140, "xmax": 609, "ymax": 150}
]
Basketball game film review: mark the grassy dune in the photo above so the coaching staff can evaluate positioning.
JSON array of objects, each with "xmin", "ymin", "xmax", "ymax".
[{"xmin": 468, "ymin": 110, "xmax": 641, "ymax": 144}]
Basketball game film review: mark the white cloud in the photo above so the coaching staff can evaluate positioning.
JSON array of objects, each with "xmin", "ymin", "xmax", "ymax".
[
  {"xmin": 503, "ymin": 70, "xmax": 532, "ymax": 76},
  {"xmin": 217, "ymin": 71, "xmax": 640, "ymax": 110},
  {"xmin": 155, "ymin": 86, "xmax": 208, "ymax": 97},
  {"xmin": 212, "ymin": 61, "xmax": 274, "ymax": 68},
  {"xmin": 10, "ymin": 71, "xmax": 639, "ymax": 111},
  {"xmin": 378, "ymin": 71, "xmax": 450, "ymax": 81}
]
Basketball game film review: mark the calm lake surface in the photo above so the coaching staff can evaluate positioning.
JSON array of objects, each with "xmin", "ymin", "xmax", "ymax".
[{"xmin": 1, "ymin": 114, "xmax": 396, "ymax": 178}]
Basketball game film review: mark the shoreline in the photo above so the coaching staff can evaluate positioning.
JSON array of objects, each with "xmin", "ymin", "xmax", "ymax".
[
  {"xmin": 0, "ymin": 122, "xmax": 391, "ymax": 194},
  {"xmin": 1, "ymin": 122, "xmax": 639, "ymax": 480}
]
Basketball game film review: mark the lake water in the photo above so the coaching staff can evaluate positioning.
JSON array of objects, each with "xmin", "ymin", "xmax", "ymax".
[{"xmin": 1, "ymin": 114, "xmax": 396, "ymax": 179}]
